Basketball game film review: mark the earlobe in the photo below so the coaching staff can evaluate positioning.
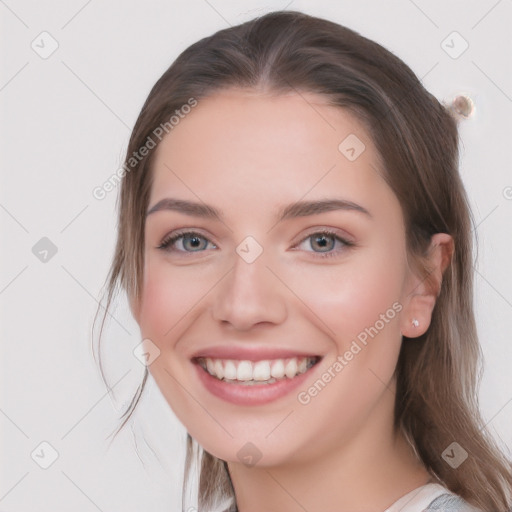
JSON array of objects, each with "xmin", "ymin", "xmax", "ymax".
[
  {"xmin": 400, "ymin": 233, "xmax": 454, "ymax": 338},
  {"xmin": 400, "ymin": 294, "xmax": 436, "ymax": 338}
]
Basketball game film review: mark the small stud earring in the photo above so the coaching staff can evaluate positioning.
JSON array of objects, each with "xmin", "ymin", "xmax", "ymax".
[{"xmin": 412, "ymin": 319, "xmax": 419, "ymax": 328}]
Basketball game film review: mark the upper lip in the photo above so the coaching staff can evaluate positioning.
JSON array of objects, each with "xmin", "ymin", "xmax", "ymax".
[{"xmin": 191, "ymin": 345, "xmax": 321, "ymax": 362}]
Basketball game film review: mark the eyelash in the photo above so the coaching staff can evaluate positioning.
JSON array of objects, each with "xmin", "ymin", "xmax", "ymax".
[{"xmin": 157, "ymin": 229, "xmax": 354, "ymax": 259}]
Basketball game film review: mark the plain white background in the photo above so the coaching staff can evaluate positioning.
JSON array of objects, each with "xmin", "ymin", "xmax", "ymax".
[{"xmin": 1, "ymin": 1, "xmax": 511, "ymax": 510}]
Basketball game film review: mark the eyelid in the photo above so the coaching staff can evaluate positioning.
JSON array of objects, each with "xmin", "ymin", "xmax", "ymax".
[
  {"xmin": 157, "ymin": 229, "xmax": 217, "ymax": 252},
  {"xmin": 294, "ymin": 226, "xmax": 355, "ymax": 245},
  {"xmin": 291, "ymin": 228, "xmax": 354, "ymax": 259}
]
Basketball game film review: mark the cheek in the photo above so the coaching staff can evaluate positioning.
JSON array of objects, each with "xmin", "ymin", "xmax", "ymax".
[
  {"xmin": 285, "ymin": 248, "xmax": 406, "ymax": 344},
  {"xmin": 284, "ymin": 250, "xmax": 407, "ymax": 447},
  {"xmin": 137, "ymin": 257, "xmax": 204, "ymax": 340}
]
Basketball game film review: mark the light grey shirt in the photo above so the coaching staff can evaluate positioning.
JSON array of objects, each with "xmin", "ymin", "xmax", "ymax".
[{"xmin": 385, "ymin": 483, "xmax": 481, "ymax": 512}]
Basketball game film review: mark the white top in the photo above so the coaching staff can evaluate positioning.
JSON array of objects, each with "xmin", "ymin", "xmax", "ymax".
[{"xmin": 384, "ymin": 483, "xmax": 479, "ymax": 512}]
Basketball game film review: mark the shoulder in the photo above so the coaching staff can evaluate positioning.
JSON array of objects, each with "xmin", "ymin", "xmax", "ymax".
[{"xmin": 424, "ymin": 493, "xmax": 483, "ymax": 512}]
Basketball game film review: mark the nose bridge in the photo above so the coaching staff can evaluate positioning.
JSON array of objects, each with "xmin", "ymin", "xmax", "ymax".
[{"xmin": 212, "ymin": 244, "xmax": 287, "ymax": 329}]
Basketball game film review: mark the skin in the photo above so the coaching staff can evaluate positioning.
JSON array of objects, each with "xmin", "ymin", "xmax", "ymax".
[{"xmin": 131, "ymin": 88, "xmax": 453, "ymax": 512}]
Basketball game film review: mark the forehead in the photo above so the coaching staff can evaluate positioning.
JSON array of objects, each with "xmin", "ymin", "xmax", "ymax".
[
  {"xmin": 153, "ymin": 88, "xmax": 374, "ymax": 165},
  {"xmin": 149, "ymin": 88, "xmax": 394, "ymax": 218}
]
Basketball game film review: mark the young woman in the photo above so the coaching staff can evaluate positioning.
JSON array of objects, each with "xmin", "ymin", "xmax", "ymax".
[{"xmin": 95, "ymin": 10, "xmax": 512, "ymax": 512}]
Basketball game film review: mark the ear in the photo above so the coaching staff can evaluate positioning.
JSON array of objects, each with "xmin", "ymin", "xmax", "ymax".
[{"xmin": 400, "ymin": 233, "xmax": 454, "ymax": 338}]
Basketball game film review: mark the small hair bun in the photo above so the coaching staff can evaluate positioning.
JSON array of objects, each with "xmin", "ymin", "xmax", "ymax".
[{"xmin": 446, "ymin": 94, "xmax": 475, "ymax": 120}]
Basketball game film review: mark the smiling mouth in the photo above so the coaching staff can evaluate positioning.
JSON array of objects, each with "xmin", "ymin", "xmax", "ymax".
[{"xmin": 194, "ymin": 356, "xmax": 321, "ymax": 385}]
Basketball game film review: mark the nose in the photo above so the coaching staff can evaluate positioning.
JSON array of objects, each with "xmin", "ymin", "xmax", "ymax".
[{"xmin": 211, "ymin": 250, "xmax": 288, "ymax": 331}]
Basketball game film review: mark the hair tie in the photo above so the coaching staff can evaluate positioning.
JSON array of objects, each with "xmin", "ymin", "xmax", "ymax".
[{"xmin": 446, "ymin": 94, "xmax": 475, "ymax": 120}]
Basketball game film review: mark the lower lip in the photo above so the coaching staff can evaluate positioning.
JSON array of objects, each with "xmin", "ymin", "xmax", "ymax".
[{"xmin": 193, "ymin": 360, "xmax": 320, "ymax": 406}]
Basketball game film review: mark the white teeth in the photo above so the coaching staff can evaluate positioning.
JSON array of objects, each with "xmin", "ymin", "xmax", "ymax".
[
  {"xmin": 253, "ymin": 360, "xmax": 271, "ymax": 381},
  {"xmin": 214, "ymin": 359, "xmax": 224, "ymax": 379},
  {"xmin": 270, "ymin": 360, "xmax": 285, "ymax": 379},
  {"xmin": 285, "ymin": 359, "xmax": 298, "ymax": 378},
  {"xmin": 224, "ymin": 360, "xmax": 237, "ymax": 380},
  {"xmin": 237, "ymin": 361, "xmax": 253, "ymax": 381},
  {"xmin": 198, "ymin": 356, "xmax": 317, "ymax": 383}
]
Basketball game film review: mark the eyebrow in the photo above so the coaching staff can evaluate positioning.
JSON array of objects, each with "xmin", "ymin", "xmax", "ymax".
[{"xmin": 146, "ymin": 197, "xmax": 371, "ymax": 222}]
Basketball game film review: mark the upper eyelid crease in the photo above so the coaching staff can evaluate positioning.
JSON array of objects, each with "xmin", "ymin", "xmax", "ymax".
[{"xmin": 145, "ymin": 198, "xmax": 372, "ymax": 221}]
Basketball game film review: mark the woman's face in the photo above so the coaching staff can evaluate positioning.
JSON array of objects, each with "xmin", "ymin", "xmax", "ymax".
[{"xmin": 135, "ymin": 88, "xmax": 418, "ymax": 466}]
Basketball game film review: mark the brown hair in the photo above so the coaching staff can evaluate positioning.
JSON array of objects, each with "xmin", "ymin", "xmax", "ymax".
[{"xmin": 93, "ymin": 10, "xmax": 512, "ymax": 511}]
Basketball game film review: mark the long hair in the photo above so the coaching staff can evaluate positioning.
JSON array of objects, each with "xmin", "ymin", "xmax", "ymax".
[{"xmin": 93, "ymin": 10, "xmax": 512, "ymax": 511}]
